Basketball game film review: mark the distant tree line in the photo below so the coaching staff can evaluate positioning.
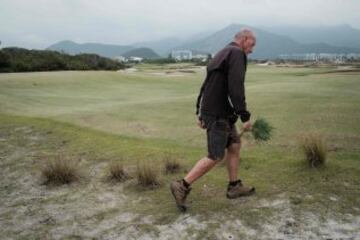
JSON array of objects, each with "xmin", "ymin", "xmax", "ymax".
[
  {"xmin": 0, "ymin": 47, "xmax": 127, "ymax": 73},
  {"xmin": 143, "ymin": 58, "xmax": 177, "ymax": 64},
  {"xmin": 143, "ymin": 54, "xmax": 212, "ymax": 66}
]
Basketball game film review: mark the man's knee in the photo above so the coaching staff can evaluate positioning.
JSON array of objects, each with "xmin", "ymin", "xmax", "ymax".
[
  {"xmin": 207, "ymin": 153, "xmax": 224, "ymax": 162},
  {"xmin": 227, "ymin": 143, "xmax": 241, "ymax": 156}
]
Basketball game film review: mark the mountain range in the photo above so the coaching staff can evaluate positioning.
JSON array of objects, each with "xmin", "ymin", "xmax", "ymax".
[
  {"xmin": 264, "ymin": 24, "xmax": 360, "ymax": 49},
  {"xmin": 173, "ymin": 24, "xmax": 360, "ymax": 59},
  {"xmin": 47, "ymin": 41, "xmax": 133, "ymax": 58},
  {"xmin": 47, "ymin": 24, "xmax": 360, "ymax": 59}
]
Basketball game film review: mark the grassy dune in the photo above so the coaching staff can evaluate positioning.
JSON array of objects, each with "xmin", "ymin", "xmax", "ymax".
[{"xmin": 0, "ymin": 64, "xmax": 359, "ymax": 239}]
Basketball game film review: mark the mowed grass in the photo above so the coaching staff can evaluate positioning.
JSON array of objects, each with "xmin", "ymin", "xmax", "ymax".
[
  {"xmin": 0, "ymin": 64, "xmax": 359, "ymax": 226},
  {"xmin": 0, "ymin": 66, "xmax": 359, "ymax": 150}
]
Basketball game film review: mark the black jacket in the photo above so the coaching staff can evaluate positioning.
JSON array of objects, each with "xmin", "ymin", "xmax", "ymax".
[{"xmin": 196, "ymin": 42, "xmax": 251, "ymax": 122}]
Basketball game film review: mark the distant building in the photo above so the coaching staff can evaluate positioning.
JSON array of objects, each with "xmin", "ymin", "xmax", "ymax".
[
  {"xmin": 192, "ymin": 53, "xmax": 209, "ymax": 62},
  {"xmin": 129, "ymin": 56, "xmax": 143, "ymax": 63},
  {"xmin": 346, "ymin": 53, "xmax": 360, "ymax": 60},
  {"xmin": 171, "ymin": 50, "xmax": 192, "ymax": 61},
  {"xmin": 114, "ymin": 56, "xmax": 128, "ymax": 63},
  {"xmin": 278, "ymin": 53, "xmax": 360, "ymax": 62}
]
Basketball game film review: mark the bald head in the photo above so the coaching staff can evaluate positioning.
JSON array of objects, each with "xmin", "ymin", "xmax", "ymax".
[
  {"xmin": 234, "ymin": 29, "xmax": 256, "ymax": 55},
  {"xmin": 235, "ymin": 29, "xmax": 255, "ymax": 40}
]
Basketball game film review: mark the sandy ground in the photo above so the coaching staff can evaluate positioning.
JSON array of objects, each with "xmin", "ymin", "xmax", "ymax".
[{"xmin": 0, "ymin": 126, "xmax": 359, "ymax": 239}]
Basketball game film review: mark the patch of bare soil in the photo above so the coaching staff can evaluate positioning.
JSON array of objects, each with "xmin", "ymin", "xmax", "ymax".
[{"xmin": 0, "ymin": 126, "xmax": 359, "ymax": 239}]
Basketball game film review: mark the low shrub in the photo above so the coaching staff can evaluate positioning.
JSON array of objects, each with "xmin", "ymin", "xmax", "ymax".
[
  {"xmin": 108, "ymin": 162, "xmax": 131, "ymax": 182},
  {"xmin": 300, "ymin": 133, "xmax": 327, "ymax": 168},
  {"xmin": 41, "ymin": 156, "xmax": 80, "ymax": 185},
  {"xmin": 136, "ymin": 161, "xmax": 160, "ymax": 189}
]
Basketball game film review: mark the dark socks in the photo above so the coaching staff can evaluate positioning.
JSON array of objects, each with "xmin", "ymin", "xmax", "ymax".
[
  {"xmin": 229, "ymin": 179, "xmax": 241, "ymax": 186},
  {"xmin": 182, "ymin": 179, "xmax": 190, "ymax": 188}
]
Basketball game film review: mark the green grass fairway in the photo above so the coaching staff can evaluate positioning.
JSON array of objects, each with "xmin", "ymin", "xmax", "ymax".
[
  {"xmin": 0, "ymin": 64, "xmax": 359, "ymax": 239},
  {"xmin": 1, "ymin": 66, "xmax": 359, "ymax": 149}
]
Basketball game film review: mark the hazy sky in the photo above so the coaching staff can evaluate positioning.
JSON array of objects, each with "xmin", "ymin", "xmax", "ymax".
[{"xmin": 1, "ymin": 0, "xmax": 359, "ymax": 49}]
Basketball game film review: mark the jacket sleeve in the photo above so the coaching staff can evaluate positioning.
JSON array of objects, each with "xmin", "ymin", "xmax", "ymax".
[{"xmin": 227, "ymin": 49, "xmax": 251, "ymax": 122}]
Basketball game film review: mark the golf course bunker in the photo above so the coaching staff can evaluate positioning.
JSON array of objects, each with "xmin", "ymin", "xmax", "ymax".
[
  {"xmin": 117, "ymin": 68, "xmax": 138, "ymax": 73},
  {"xmin": 147, "ymin": 70, "xmax": 198, "ymax": 77},
  {"xmin": 148, "ymin": 72, "xmax": 187, "ymax": 77}
]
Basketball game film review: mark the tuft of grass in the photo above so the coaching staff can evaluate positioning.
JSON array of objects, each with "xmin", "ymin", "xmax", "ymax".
[
  {"xmin": 108, "ymin": 161, "xmax": 131, "ymax": 182},
  {"xmin": 41, "ymin": 156, "xmax": 81, "ymax": 185},
  {"xmin": 252, "ymin": 118, "xmax": 273, "ymax": 141},
  {"xmin": 300, "ymin": 133, "xmax": 327, "ymax": 168},
  {"xmin": 136, "ymin": 161, "xmax": 160, "ymax": 189},
  {"xmin": 164, "ymin": 155, "xmax": 182, "ymax": 174}
]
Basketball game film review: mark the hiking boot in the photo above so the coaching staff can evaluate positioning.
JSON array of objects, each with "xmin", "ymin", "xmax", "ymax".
[
  {"xmin": 170, "ymin": 180, "xmax": 192, "ymax": 212},
  {"xmin": 226, "ymin": 179, "xmax": 255, "ymax": 199}
]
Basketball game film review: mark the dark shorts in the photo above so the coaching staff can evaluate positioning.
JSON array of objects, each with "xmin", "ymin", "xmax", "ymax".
[{"xmin": 201, "ymin": 114, "xmax": 240, "ymax": 161}]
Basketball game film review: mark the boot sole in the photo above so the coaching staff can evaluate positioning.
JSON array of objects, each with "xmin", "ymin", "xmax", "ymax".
[{"xmin": 226, "ymin": 187, "xmax": 256, "ymax": 199}]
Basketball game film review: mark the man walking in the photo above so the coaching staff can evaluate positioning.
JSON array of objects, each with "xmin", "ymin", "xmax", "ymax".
[{"xmin": 170, "ymin": 29, "xmax": 257, "ymax": 212}]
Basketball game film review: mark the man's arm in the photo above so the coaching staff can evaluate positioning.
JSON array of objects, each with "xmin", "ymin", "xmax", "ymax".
[{"xmin": 227, "ymin": 49, "xmax": 251, "ymax": 122}]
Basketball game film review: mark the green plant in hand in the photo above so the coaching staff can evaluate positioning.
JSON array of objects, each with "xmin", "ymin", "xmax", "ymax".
[
  {"xmin": 240, "ymin": 118, "xmax": 273, "ymax": 141},
  {"xmin": 252, "ymin": 118, "xmax": 273, "ymax": 141}
]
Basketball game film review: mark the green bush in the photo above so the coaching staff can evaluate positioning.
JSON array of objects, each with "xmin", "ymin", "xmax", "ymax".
[
  {"xmin": 0, "ymin": 51, "xmax": 11, "ymax": 69},
  {"xmin": 0, "ymin": 47, "xmax": 126, "ymax": 72}
]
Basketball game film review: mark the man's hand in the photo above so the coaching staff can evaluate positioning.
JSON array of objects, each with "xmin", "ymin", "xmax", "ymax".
[
  {"xmin": 197, "ymin": 118, "xmax": 206, "ymax": 129},
  {"xmin": 242, "ymin": 121, "xmax": 252, "ymax": 131}
]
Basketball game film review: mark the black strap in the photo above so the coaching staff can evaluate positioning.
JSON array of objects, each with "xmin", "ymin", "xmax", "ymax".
[{"xmin": 195, "ymin": 73, "xmax": 209, "ymax": 116}]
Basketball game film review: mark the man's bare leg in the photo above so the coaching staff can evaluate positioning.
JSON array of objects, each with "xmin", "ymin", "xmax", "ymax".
[
  {"xmin": 225, "ymin": 143, "xmax": 241, "ymax": 182},
  {"xmin": 183, "ymin": 157, "xmax": 219, "ymax": 184},
  {"xmin": 225, "ymin": 142, "xmax": 255, "ymax": 198},
  {"xmin": 170, "ymin": 157, "xmax": 218, "ymax": 211}
]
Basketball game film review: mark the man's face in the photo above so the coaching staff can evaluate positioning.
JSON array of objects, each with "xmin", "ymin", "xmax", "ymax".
[{"xmin": 243, "ymin": 37, "xmax": 256, "ymax": 55}]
